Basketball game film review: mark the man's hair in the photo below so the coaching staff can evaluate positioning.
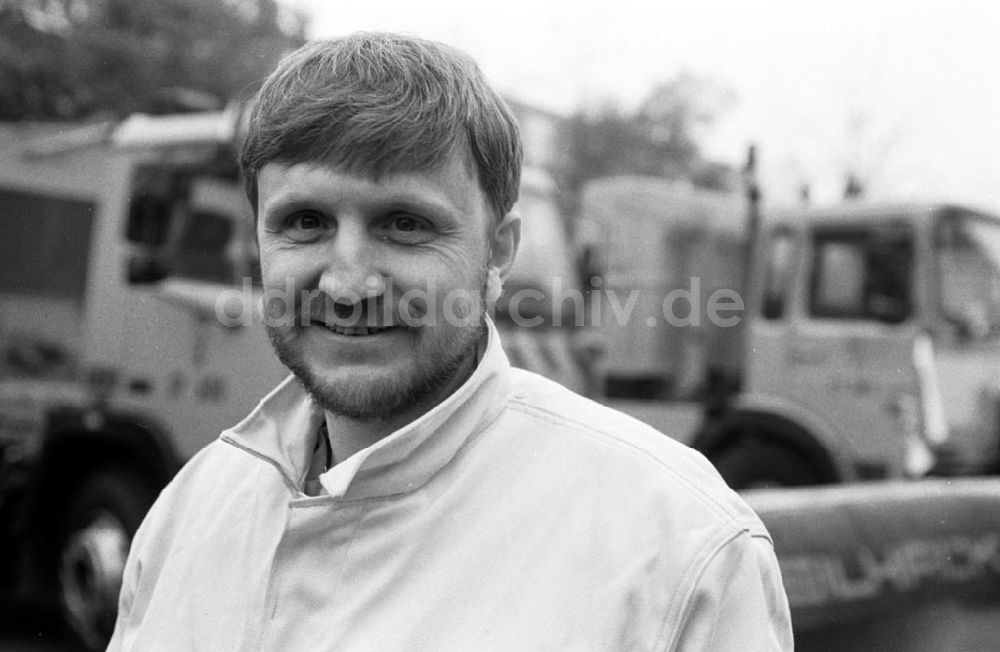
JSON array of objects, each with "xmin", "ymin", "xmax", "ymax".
[{"xmin": 239, "ymin": 32, "xmax": 523, "ymax": 221}]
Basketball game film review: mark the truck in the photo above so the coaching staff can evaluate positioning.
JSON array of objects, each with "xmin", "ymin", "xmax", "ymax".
[
  {"xmin": 0, "ymin": 109, "xmax": 584, "ymax": 649},
  {"xmin": 576, "ymin": 174, "xmax": 1000, "ymax": 489},
  {"xmin": 0, "ymin": 110, "xmax": 288, "ymax": 648}
]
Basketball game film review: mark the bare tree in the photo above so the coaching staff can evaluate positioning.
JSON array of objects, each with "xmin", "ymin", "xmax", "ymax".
[
  {"xmin": 0, "ymin": 0, "xmax": 307, "ymax": 120},
  {"xmin": 562, "ymin": 72, "xmax": 738, "ymax": 211}
]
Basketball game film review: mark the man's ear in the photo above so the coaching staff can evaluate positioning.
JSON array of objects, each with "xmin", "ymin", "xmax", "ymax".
[{"xmin": 488, "ymin": 211, "xmax": 521, "ymax": 281}]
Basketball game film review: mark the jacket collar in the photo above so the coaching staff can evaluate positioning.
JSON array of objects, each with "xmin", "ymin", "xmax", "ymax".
[{"xmin": 221, "ymin": 318, "xmax": 511, "ymax": 500}]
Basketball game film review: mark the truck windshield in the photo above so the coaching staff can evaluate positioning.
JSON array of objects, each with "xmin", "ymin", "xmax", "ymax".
[{"xmin": 936, "ymin": 209, "xmax": 1000, "ymax": 338}]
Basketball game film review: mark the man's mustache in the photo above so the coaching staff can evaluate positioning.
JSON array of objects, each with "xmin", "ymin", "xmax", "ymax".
[
  {"xmin": 305, "ymin": 294, "xmax": 429, "ymax": 328},
  {"xmin": 260, "ymin": 281, "xmax": 486, "ymax": 328}
]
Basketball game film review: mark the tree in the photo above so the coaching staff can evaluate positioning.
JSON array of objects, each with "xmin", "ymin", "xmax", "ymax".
[
  {"xmin": 0, "ymin": 0, "xmax": 307, "ymax": 120},
  {"xmin": 838, "ymin": 109, "xmax": 903, "ymax": 201},
  {"xmin": 561, "ymin": 73, "xmax": 737, "ymax": 207}
]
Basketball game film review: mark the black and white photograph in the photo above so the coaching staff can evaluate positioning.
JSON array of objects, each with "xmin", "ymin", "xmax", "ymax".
[{"xmin": 0, "ymin": 0, "xmax": 999, "ymax": 650}]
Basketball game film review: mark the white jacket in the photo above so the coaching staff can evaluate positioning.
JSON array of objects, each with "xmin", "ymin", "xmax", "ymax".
[{"xmin": 109, "ymin": 324, "xmax": 793, "ymax": 651}]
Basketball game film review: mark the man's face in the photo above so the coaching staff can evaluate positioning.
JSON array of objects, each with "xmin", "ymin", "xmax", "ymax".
[{"xmin": 255, "ymin": 149, "xmax": 515, "ymax": 422}]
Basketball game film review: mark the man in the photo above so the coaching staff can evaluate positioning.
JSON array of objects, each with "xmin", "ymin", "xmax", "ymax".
[{"xmin": 109, "ymin": 33, "xmax": 793, "ymax": 651}]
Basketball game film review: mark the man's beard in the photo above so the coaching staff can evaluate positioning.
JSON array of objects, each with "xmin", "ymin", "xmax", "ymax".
[{"xmin": 264, "ymin": 283, "xmax": 487, "ymax": 422}]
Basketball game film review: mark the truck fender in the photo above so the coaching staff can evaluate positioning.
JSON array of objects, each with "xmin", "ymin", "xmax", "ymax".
[
  {"xmin": 42, "ymin": 407, "xmax": 181, "ymax": 486},
  {"xmin": 693, "ymin": 407, "xmax": 841, "ymax": 485},
  {"xmin": 24, "ymin": 408, "xmax": 181, "ymax": 571}
]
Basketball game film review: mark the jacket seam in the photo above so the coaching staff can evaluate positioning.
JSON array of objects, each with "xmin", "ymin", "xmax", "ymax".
[
  {"xmin": 254, "ymin": 508, "xmax": 291, "ymax": 652},
  {"xmin": 654, "ymin": 526, "xmax": 746, "ymax": 652},
  {"xmin": 220, "ymin": 434, "xmax": 300, "ymax": 495},
  {"xmin": 508, "ymin": 400, "xmax": 757, "ymax": 531}
]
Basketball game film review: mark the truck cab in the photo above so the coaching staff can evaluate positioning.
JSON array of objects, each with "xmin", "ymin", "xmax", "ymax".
[
  {"xmin": 577, "ymin": 176, "xmax": 1000, "ymax": 489},
  {"xmin": 742, "ymin": 203, "xmax": 1000, "ymax": 482}
]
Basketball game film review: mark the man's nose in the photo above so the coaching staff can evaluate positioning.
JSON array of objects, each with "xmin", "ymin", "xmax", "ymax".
[{"xmin": 317, "ymin": 228, "xmax": 387, "ymax": 306}]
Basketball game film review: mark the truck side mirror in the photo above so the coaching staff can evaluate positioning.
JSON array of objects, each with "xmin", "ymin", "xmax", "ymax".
[
  {"xmin": 127, "ymin": 254, "xmax": 169, "ymax": 285},
  {"xmin": 945, "ymin": 304, "xmax": 989, "ymax": 341}
]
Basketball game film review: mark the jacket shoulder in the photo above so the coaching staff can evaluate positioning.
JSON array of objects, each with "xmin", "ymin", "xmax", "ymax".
[{"xmin": 505, "ymin": 368, "xmax": 768, "ymax": 537}]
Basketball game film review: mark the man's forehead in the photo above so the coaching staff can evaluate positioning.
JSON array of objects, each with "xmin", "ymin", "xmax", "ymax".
[
  {"xmin": 257, "ymin": 147, "xmax": 490, "ymax": 218},
  {"xmin": 271, "ymin": 140, "xmax": 477, "ymax": 187}
]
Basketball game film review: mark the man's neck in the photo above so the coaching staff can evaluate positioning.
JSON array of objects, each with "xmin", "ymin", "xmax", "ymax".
[{"xmin": 323, "ymin": 350, "xmax": 480, "ymax": 466}]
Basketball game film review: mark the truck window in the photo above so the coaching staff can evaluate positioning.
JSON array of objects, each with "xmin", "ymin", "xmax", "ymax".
[
  {"xmin": 936, "ymin": 209, "xmax": 1000, "ymax": 338},
  {"xmin": 809, "ymin": 228, "xmax": 912, "ymax": 323},
  {"xmin": 0, "ymin": 188, "xmax": 94, "ymax": 298},
  {"xmin": 761, "ymin": 227, "xmax": 796, "ymax": 319}
]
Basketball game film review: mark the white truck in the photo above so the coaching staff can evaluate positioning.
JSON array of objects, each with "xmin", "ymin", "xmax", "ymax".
[
  {"xmin": 578, "ymin": 175, "xmax": 1000, "ymax": 489},
  {"xmin": 0, "ymin": 110, "xmax": 288, "ymax": 649},
  {"xmin": 0, "ymin": 109, "xmax": 582, "ymax": 649}
]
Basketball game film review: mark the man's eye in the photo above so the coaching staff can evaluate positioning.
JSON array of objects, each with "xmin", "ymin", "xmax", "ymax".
[
  {"xmin": 290, "ymin": 212, "xmax": 324, "ymax": 231},
  {"xmin": 392, "ymin": 216, "xmax": 423, "ymax": 232},
  {"xmin": 384, "ymin": 215, "xmax": 434, "ymax": 243}
]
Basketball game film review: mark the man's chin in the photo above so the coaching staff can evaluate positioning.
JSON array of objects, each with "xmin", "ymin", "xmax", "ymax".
[
  {"xmin": 272, "ymin": 352, "xmax": 469, "ymax": 423},
  {"xmin": 268, "ymin": 345, "xmax": 413, "ymax": 421},
  {"xmin": 300, "ymin": 368, "xmax": 416, "ymax": 422},
  {"xmin": 265, "ymin": 318, "xmax": 484, "ymax": 423}
]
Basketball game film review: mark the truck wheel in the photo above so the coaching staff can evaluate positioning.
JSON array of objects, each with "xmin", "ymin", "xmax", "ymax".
[
  {"xmin": 57, "ymin": 469, "xmax": 156, "ymax": 651},
  {"xmin": 712, "ymin": 441, "xmax": 823, "ymax": 490}
]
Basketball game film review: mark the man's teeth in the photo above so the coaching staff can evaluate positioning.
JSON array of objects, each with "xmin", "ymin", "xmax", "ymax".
[{"xmin": 325, "ymin": 324, "xmax": 392, "ymax": 336}]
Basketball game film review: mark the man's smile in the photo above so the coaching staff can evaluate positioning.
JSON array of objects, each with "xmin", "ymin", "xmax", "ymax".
[{"xmin": 319, "ymin": 323, "xmax": 398, "ymax": 336}]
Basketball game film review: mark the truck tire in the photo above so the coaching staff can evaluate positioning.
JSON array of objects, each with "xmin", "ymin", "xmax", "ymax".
[
  {"xmin": 57, "ymin": 468, "xmax": 156, "ymax": 651},
  {"xmin": 712, "ymin": 441, "xmax": 824, "ymax": 490}
]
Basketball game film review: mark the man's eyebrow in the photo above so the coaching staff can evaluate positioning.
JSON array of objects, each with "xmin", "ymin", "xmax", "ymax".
[
  {"xmin": 260, "ymin": 192, "xmax": 465, "ymax": 226},
  {"xmin": 378, "ymin": 194, "xmax": 464, "ymax": 220},
  {"xmin": 258, "ymin": 196, "xmax": 316, "ymax": 221}
]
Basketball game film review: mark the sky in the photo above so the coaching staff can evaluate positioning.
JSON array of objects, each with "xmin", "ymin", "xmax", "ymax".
[{"xmin": 295, "ymin": 0, "xmax": 1000, "ymax": 212}]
